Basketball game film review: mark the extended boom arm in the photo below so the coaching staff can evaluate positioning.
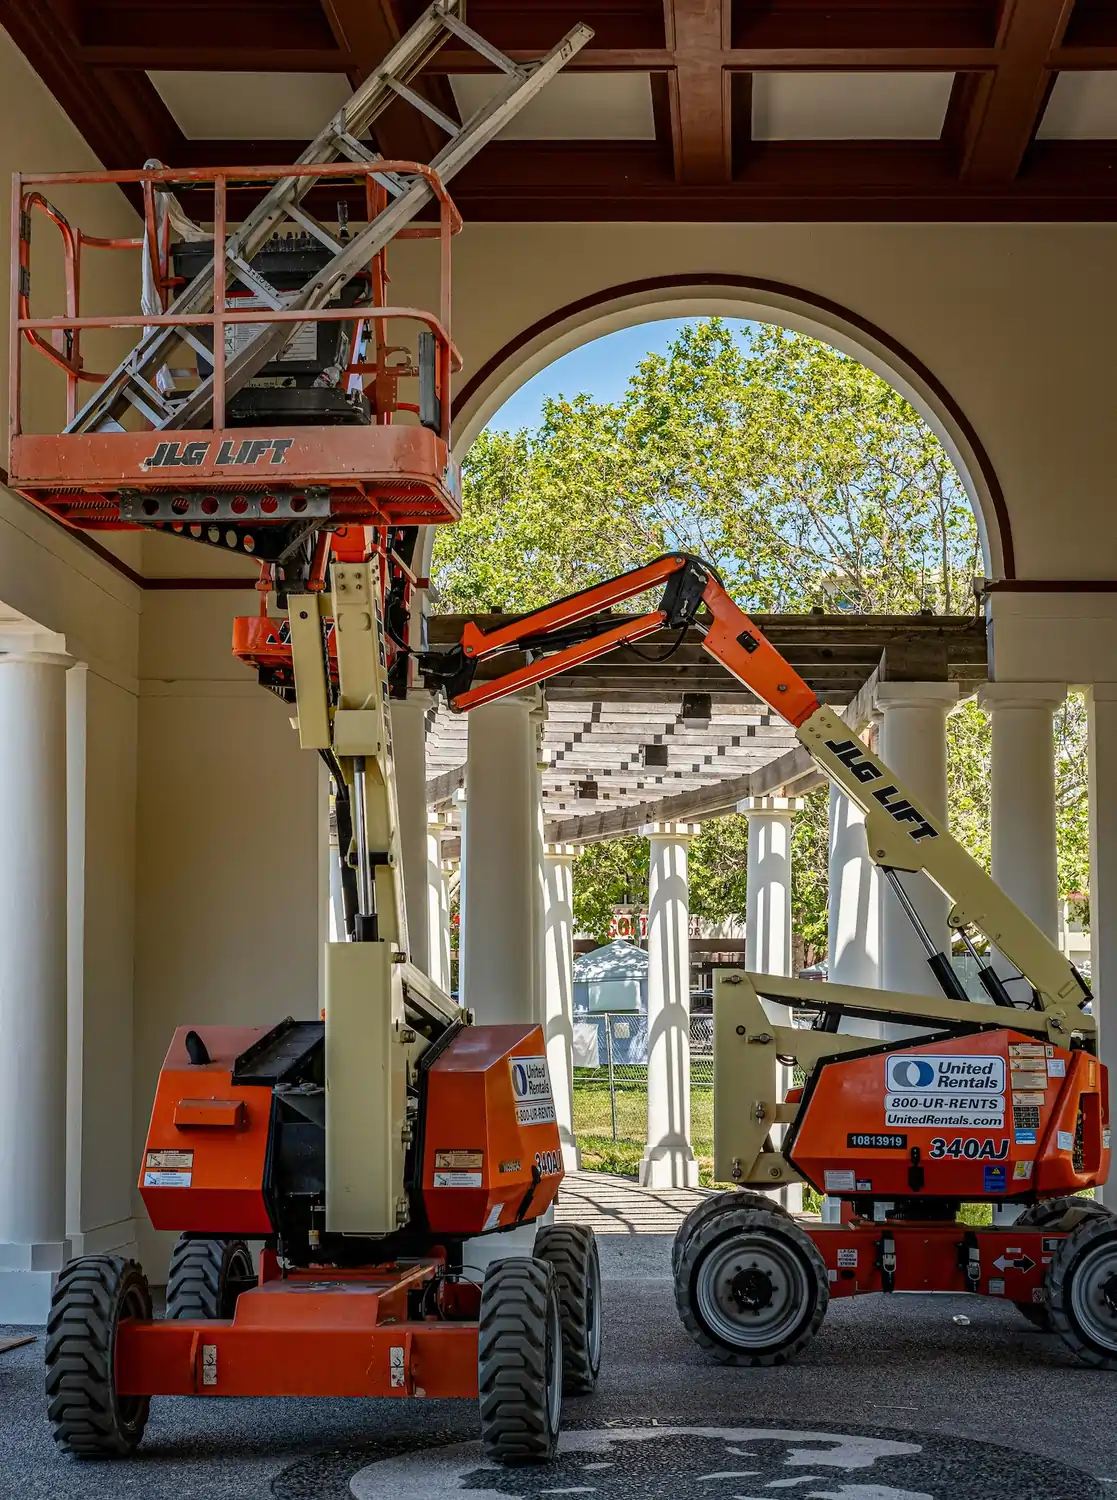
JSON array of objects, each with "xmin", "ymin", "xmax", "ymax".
[{"xmin": 420, "ymin": 553, "xmax": 1093, "ymax": 1047}]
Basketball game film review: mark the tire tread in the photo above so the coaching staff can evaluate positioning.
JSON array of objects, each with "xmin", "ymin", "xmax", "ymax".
[
  {"xmin": 674, "ymin": 1205, "xmax": 828, "ymax": 1367},
  {"xmin": 44, "ymin": 1254, "xmax": 151, "ymax": 1457},
  {"xmin": 477, "ymin": 1257, "xmax": 561, "ymax": 1464}
]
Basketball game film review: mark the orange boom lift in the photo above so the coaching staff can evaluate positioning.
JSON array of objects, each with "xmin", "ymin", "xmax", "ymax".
[
  {"xmin": 16, "ymin": 2, "xmax": 605, "ymax": 1466},
  {"xmin": 11, "ymin": 1, "xmax": 1114, "ymax": 1462}
]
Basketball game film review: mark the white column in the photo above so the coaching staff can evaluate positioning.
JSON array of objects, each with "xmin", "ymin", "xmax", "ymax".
[
  {"xmin": 742, "ymin": 796, "xmax": 803, "ymax": 1212},
  {"xmin": 542, "ymin": 844, "xmax": 578, "ymax": 1171},
  {"xmin": 426, "ymin": 812, "xmax": 452, "ymax": 995},
  {"xmin": 639, "ymin": 823, "xmax": 699, "ymax": 1189},
  {"xmin": 390, "ymin": 692, "xmax": 432, "ymax": 975},
  {"xmin": 874, "ymin": 683, "xmax": 959, "ymax": 997},
  {"xmin": 979, "ymin": 682, "xmax": 1064, "ymax": 947},
  {"xmin": 0, "ymin": 648, "xmax": 72, "ymax": 1320},
  {"xmin": 1089, "ymin": 686, "xmax": 1117, "ymax": 1206},
  {"xmin": 976, "ymin": 681, "xmax": 1066, "ymax": 1230},
  {"xmin": 828, "ymin": 784, "xmax": 881, "ymax": 991},
  {"xmin": 461, "ymin": 696, "xmax": 544, "ymax": 1272},
  {"xmin": 743, "ymin": 796, "xmax": 800, "ymax": 977},
  {"xmin": 462, "ymin": 693, "xmax": 540, "ymax": 1024}
]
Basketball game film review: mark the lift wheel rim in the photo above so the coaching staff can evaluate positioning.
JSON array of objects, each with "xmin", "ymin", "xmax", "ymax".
[
  {"xmin": 545, "ymin": 1289, "xmax": 563, "ymax": 1434},
  {"xmin": 585, "ymin": 1245, "xmax": 603, "ymax": 1373},
  {"xmin": 695, "ymin": 1230, "xmax": 812, "ymax": 1350},
  {"xmin": 1068, "ymin": 1240, "xmax": 1117, "ymax": 1353}
]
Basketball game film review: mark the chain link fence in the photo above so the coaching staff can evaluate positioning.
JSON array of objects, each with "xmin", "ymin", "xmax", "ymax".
[{"xmin": 572, "ymin": 1011, "xmax": 715, "ymax": 1167}]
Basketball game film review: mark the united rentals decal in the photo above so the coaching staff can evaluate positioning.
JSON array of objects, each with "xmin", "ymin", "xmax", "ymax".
[
  {"xmin": 824, "ymin": 738, "xmax": 938, "ymax": 842},
  {"xmin": 142, "ymin": 437, "xmax": 294, "ymax": 470}
]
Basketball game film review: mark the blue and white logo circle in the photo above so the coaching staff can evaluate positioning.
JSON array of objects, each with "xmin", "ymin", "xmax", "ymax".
[
  {"xmin": 511, "ymin": 1062, "xmax": 529, "ymax": 1097},
  {"xmin": 886, "ymin": 1057, "xmax": 937, "ymax": 1090}
]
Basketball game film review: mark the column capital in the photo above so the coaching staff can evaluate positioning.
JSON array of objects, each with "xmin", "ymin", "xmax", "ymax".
[
  {"xmin": 544, "ymin": 842, "xmax": 577, "ymax": 860},
  {"xmin": 873, "ymin": 680, "xmax": 960, "ymax": 714},
  {"xmin": 737, "ymin": 796, "xmax": 801, "ymax": 818},
  {"xmin": 1089, "ymin": 683, "xmax": 1117, "ymax": 704},
  {"xmin": 0, "ymin": 648, "xmax": 72, "ymax": 670},
  {"xmin": 640, "ymin": 821, "xmax": 700, "ymax": 841},
  {"xmin": 978, "ymin": 681, "xmax": 1066, "ymax": 713}
]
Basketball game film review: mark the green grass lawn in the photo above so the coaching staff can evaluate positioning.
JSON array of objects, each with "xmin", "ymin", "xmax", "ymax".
[{"xmin": 573, "ymin": 1072, "xmax": 715, "ymax": 1182}]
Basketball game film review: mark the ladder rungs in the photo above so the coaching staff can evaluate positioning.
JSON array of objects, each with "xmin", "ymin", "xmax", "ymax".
[
  {"xmin": 439, "ymin": 10, "xmax": 523, "ymax": 75},
  {"xmin": 385, "ymin": 75, "xmax": 461, "ymax": 138}
]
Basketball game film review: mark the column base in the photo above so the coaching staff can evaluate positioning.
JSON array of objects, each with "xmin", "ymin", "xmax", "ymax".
[
  {"xmin": 639, "ymin": 1144, "xmax": 699, "ymax": 1190},
  {"xmin": 0, "ymin": 1269, "xmax": 61, "ymax": 1324},
  {"xmin": 559, "ymin": 1132, "xmax": 581, "ymax": 1173},
  {"xmin": 0, "ymin": 1240, "xmax": 70, "ymax": 1324}
]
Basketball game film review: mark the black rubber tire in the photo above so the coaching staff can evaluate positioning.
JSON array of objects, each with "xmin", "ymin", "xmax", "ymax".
[
  {"xmin": 45, "ymin": 1255, "xmax": 152, "ymax": 1457},
  {"xmin": 165, "ymin": 1235, "xmax": 255, "ymax": 1320},
  {"xmin": 671, "ymin": 1190, "xmax": 792, "ymax": 1279},
  {"xmin": 478, "ymin": 1257, "xmax": 563, "ymax": 1464},
  {"xmin": 675, "ymin": 1205, "xmax": 828, "ymax": 1367},
  {"xmin": 1047, "ymin": 1211, "xmax": 1117, "ymax": 1367},
  {"xmin": 1013, "ymin": 1197, "xmax": 1111, "ymax": 1329},
  {"xmin": 533, "ymin": 1224, "xmax": 602, "ymax": 1394}
]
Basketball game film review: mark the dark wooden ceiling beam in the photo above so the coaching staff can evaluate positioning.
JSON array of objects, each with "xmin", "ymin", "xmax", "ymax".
[
  {"xmin": 0, "ymin": 0, "xmax": 185, "ymax": 167},
  {"xmin": 80, "ymin": 45, "xmax": 353, "ymax": 69},
  {"xmin": 959, "ymin": 0, "xmax": 1077, "ymax": 181},
  {"xmin": 175, "ymin": 133, "xmax": 1117, "ymax": 216},
  {"xmin": 731, "ymin": 2, "xmax": 999, "ymax": 52},
  {"xmin": 665, "ymin": 0, "xmax": 730, "ymax": 183},
  {"xmin": 319, "ymin": 0, "xmax": 452, "ymax": 161}
]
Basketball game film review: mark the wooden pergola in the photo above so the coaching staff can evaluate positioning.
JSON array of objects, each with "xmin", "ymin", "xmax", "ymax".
[{"xmin": 426, "ymin": 608, "xmax": 987, "ymax": 848}]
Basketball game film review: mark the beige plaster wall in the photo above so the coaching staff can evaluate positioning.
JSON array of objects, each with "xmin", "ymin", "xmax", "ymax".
[
  {"xmin": 133, "ymin": 588, "xmax": 325, "ymax": 1269},
  {"xmin": 0, "ymin": 24, "xmax": 144, "ymax": 573},
  {"xmin": 377, "ymin": 221, "xmax": 1117, "ymax": 584},
  {"xmin": 67, "ymin": 664, "xmax": 139, "ymax": 1255}
]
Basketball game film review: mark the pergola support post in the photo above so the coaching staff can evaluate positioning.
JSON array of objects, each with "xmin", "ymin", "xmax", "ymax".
[{"xmin": 639, "ymin": 822, "xmax": 699, "ymax": 1189}]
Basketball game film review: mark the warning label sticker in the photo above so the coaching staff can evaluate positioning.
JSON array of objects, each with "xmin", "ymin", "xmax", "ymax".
[
  {"xmin": 432, "ymin": 1171, "xmax": 483, "ymax": 1188},
  {"xmin": 145, "ymin": 1149, "xmax": 193, "ymax": 1170},
  {"xmin": 143, "ymin": 1170, "xmax": 192, "ymax": 1188},
  {"xmin": 837, "ymin": 1248, "xmax": 858, "ymax": 1268},
  {"xmin": 510, "ymin": 1055, "xmax": 557, "ymax": 1126},
  {"xmin": 825, "ymin": 1169, "xmax": 857, "ymax": 1192},
  {"xmin": 434, "ymin": 1150, "xmax": 483, "ymax": 1172}
]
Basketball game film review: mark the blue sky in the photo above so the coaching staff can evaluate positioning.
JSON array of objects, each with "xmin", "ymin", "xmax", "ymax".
[{"xmin": 486, "ymin": 317, "xmax": 754, "ymax": 432}]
